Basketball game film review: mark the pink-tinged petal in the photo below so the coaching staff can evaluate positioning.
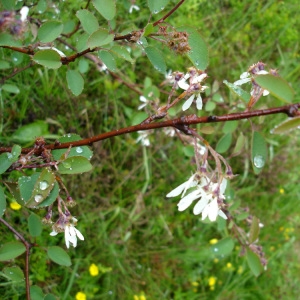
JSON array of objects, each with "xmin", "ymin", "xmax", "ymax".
[
  {"xmin": 196, "ymin": 94, "xmax": 203, "ymax": 110},
  {"xmin": 193, "ymin": 195, "xmax": 209, "ymax": 215},
  {"xmin": 218, "ymin": 210, "xmax": 227, "ymax": 219},
  {"xmin": 182, "ymin": 94, "xmax": 195, "ymax": 111},
  {"xmin": 177, "ymin": 190, "xmax": 201, "ymax": 211}
]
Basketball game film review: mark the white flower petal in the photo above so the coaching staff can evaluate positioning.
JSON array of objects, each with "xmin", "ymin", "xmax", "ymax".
[
  {"xmin": 218, "ymin": 209, "xmax": 227, "ymax": 219},
  {"xmin": 182, "ymin": 94, "xmax": 195, "ymax": 111},
  {"xmin": 178, "ymin": 80, "xmax": 190, "ymax": 90},
  {"xmin": 263, "ymin": 89, "xmax": 269, "ymax": 96},
  {"xmin": 256, "ymin": 70, "xmax": 268, "ymax": 75},
  {"xmin": 74, "ymin": 228, "xmax": 84, "ymax": 240},
  {"xmin": 192, "ymin": 73, "xmax": 207, "ymax": 84},
  {"xmin": 207, "ymin": 198, "xmax": 219, "ymax": 221},
  {"xmin": 240, "ymin": 72, "xmax": 250, "ymax": 79},
  {"xmin": 233, "ymin": 78, "xmax": 251, "ymax": 86},
  {"xmin": 193, "ymin": 195, "xmax": 209, "ymax": 215},
  {"xmin": 50, "ymin": 230, "xmax": 58, "ymax": 236},
  {"xmin": 196, "ymin": 94, "xmax": 203, "ymax": 110},
  {"xmin": 220, "ymin": 178, "xmax": 227, "ymax": 195},
  {"xmin": 64, "ymin": 226, "xmax": 70, "ymax": 248},
  {"xmin": 177, "ymin": 190, "xmax": 201, "ymax": 211},
  {"xmin": 20, "ymin": 6, "xmax": 29, "ymax": 22}
]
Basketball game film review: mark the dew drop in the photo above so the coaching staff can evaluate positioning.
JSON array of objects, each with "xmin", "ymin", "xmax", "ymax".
[
  {"xmin": 34, "ymin": 194, "xmax": 43, "ymax": 203},
  {"xmin": 153, "ymin": 10, "xmax": 158, "ymax": 14},
  {"xmin": 76, "ymin": 147, "xmax": 83, "ymax": 154},
  {"xmin": 39, "ymin": 181, "xmax": 49, "ymax": 190},
  {"xmin": 67, "ymin": 133, "xmax": 71, "ymax": 138},
  {"xmin": 63, "ymin": 161, "xmax": 71, "ymax": 169},
  {"xmin": 213, "ymin": 247, "xmax": 219, "ymax": 252},
  {"xmin": 253, "ymin": 155, "xmax": 265, "ymax": 168},
  {"xmin": 7, "ymin": 153, "xmax": 13, "ymax": 160}
]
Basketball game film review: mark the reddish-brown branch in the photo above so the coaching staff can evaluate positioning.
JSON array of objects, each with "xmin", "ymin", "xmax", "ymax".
[
  {"xmin": 0, "ymin": 217, "xmax": 33, "ymax": 300},
  {"xmin": 1, "ymin": 103, "xmax": 298, "ymax": 154}
]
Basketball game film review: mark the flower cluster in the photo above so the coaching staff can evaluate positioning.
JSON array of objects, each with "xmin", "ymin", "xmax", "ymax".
[
  {"xmin": 166, "ymin": 173, "xmax": 227, "ymax": 222},
  {"xmin": 0, "ymin": 7, "xmax": 28, "ymax": 36},
  {"xmin": 50, "ymin": 211, "xmax": 84, "ymax": 248},
  {"xmin": 177, "ymin": 67, "xmax": 208, "ymax": 111}
]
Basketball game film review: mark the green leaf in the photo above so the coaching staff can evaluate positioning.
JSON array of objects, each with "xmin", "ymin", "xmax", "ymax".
[
  {"xmin": 38, "ymin": 21, "xmax": 63, "ymax": 43},
  {"xmin": 249, "ymin": 216, "xmax": 260, "ymax": 244},
  {"xmin": 0, "ymin": 33, "xmax": 22, "ymax": 47},
  {"xmin": 145, "ymin": 46, "xmax": 166, "ymax": 74},
  {"xmin": 255, "ymin": 74, "xmax": 294, "ymax": 103},
  {"xmin": 178, "ymin": 27, "xmax": 209, "ymax": 70},
  {"xmin": 110, "ymin": 45, "xmax": 133, "ymax": 63},
  {"xmin": 44, "ymin": 294, "xmax": 57, "ymax": 300},
  {"xmin": 131, "ymin": 112, "xmax": 148, "ymax": 125},
  {"xmin": 3, "ymin": 266, "xmax": 24, "ymax": 282},
  {"xmin": 216, "ymin": 133, "xmax": 232, "ymax": 153},
  {"xmin": 58, "ymin": 156, "xmax": 93, "ymax": 174},
  {"xmin": 222, "ymin": 121, "xmax": 238, "ymax": 134},
  {"xmin": 271, "ymin": 116, "xmax": 300, "ymax": 134},
  {"xmin": 183, "ymin": 145, "xmax": 194, "ymax": 157},
  {"xmin": 0, "ymin": 185, "xmax": 6, "ymax": 216},
  {"xmin": 28, "ymin": 213, "xmax": 43, "ymax": 237},
  {"xmin": 76, "ymin": 32, "xmax": 89, "ymax": 52},
  {"xmin": 232, "ymin": 132, "xmax": 245, "ymax": 154},
  {"xmin": 98, "ymin": 50, "xmax": 117, "ymax": 71},
  {"xmin": 1, "ymin": 84, "xmax": 20, "ymax": 94},
  {"xmin": 51, "ymin": 134, "xmax": 93, "ymax": 161},
  {"xmin": 47, "ymin": 246, "xmax": 72, "ymax": 266},
  {"xmin": 11, "ymin": 121, "xmax": 48, "ymax": 144},
  {"xmin": 66, "ymin": 70, "xmax": 84, "ymax": 96},
  {"xmin": 223, "ymin": 80, "xmax": 251, "ymax": 102},
  {"xmin": 200, "ymin": 125, "xmax": 215, "ymax": 134},
  {"xmin": 3, "ymin": 181, "xmax": 22, "ymax": 204},
  {"xmin": 0, "ymin": 153, "xmax": 13, "ymax": 174},
  {"xmin": 0, "ymin": 242, "xmax": 26, "ymax": 261},
  {"xmin": 211, "ymin": 237, "xmax": 234, "ymax": 257},
  {"xmin": 33, "ymin": 50, "xmax": 62, "ymax": 69},
  {"xmin": 143, "ymin": 23, "xmax": 155, "ymax": 37},
  {"xmin": 246, "ymin": 250, "xmax": 263, "ymax": 277},
  {"xmin": 76, "ymin": 9, "xmax": 99, "ymax": 35},
  {"xmin": 93, "ymin": 0, "xmax": 116, "ymax": 20},
  {"xmin": 10, "ymin": 144, "xmax": 22, "ymax": 162},
  {"xmin": 30, "ymin": 285, "xmax": 44, "ymax": 300},
  {"xmin": 0, "ymin": 60, "xmax": 11, "ymax": 69},
  {"xmin": 148, "ymin": 0, "xmax": 169, "ymax": 14},
  {"xmin": 36, "ymin": 0, "xmax": 47, "ymax": 14},
  {"xmin": 251, "ymin": 131, "xmax": 267, "ymax": 174},
  {"xmin": 88, "ymin": 29, "xmax": 115, "ymax": 48}
]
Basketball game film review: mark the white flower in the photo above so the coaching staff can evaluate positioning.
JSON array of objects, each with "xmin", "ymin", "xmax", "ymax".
[
  {"xmin": 167, "ymin": 175, "xmax": 228, "ymax": 222},
  {"xmin": 178, "ymin": 73, "xmax": 208, "ymax": 111},
  {"xmin": 37, "ymin": 46, "xmax": 66, "ymax": 57},
  {"xmin": 138, "ymin": 96, "xmax": 149, "ymax": 110},
  {"xmin": 20, "ymin": 6, "xmax": 29, "ymax": 22},
  {"xmin": 129, "ymin": 5, "xmax": 140, "ymax": 13},
  {"xmin": 50, "ymin": 219, "xmax": 84, "ymax": 248},
  {"xmin": 136, "ymin": 131, "xmax": 150, "ymax": 146},
  {"xmin": 234, "ymin": 67, "xmax": 270, "ymax": 96}
]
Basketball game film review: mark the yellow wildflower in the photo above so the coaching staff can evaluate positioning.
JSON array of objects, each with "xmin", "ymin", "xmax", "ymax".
[
  {"xmin": 279, "ymin": 188, "xmax": 284, "ymax": 194},
  {"xmin": 133, "ymin": 296, "xmax": 139, "ymax": 300},
  {"xmin": 76, "ymin": 292, "xmax": 86, "ymax": 300},
  {"xmin": 191, "ymin": 281, "xmax": 199, "ymax": 287},
  {"xmin": 89, "ymin": 263, "xmax": 99, "ymax": 276},
  {"xmin": 209, "ymin": 238, "xmax": 218, "ymax": 245},
  {"xmin": 208, "ymin": 276, "xmax": 217, "ymax": 290},
  {"xmin": 10, "ymin": 202, "xmax": 21, "ymax": 210},
  {"xmin": 226, "ymin": 262, "xmax": 233, "ymax": 270},
  {"xmin": 237, "ymin": 266, "xmax": 243, "ymax": 274}
]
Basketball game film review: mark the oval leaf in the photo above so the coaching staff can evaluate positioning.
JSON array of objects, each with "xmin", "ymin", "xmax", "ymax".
[
  {"xmin": 3, "ymin": 266, "xmax": 24, "ymax": 282},
  {"xmin": 0, "ymin": 185, "xmax": 6, "ymax": 216},
  {"xmin": 222, "ymin": 121, "xmax": 238, "ymax": 134},
  {"xmin": 58, "ymin": 156, "xmax": 93, "ymax": 174},
  {"xmin": 211, "ymin": 237, "xmax": 234, "ymax": 257},
  {"xmin": 110, "ymin": 45, "xmax": 133, "ymax": 63},
  {"xmin": 249, "ymin": 216, "xmax": 260, "ymax": 244},
  {"xmin": 38, "ymin": 21, "xmax": 63, "ymax": 43},
  {"xmin": 255, "ymin": 74, "xmax": 294, "ymax": 103},
  {"xmin": 232, "ymin": 132, "xmax": 245, "ymax": 154},
  {"xmin": 93, "ymin": 0, "xmax": 116, "ymax": 20},
  {"xmin": 47, "ymin": 246, "xmax": 72, "ymax": 266},
  {"xmin": 30, "ymin": 285, "xmax": 44, "ymax": 300},
  {"xmin": 148, "ymin": 0, "xmax": 169, "ymax": 14},
  {"xmin": 98, "ymin": 50, "xmax": 117, "ymax": 71},
  {"xmin": 76, "ymin": 9, "xmax": 99, "ymax": 35},
  {"xmin": 0, "ymin": 242, "xmax": 26, "ymax": 261},
  {"xmin": 271, "ymin": 116, "xmax": 300, "ymax": 134},
  {"xmin": 2, "ymin": 84, "xmax": 20, "ymax": 94},
  {"xmin": 33, "ymin": 50, "xmax": 62, "ymax": 69},
  {"xmin": 246, "ymin": 250, "xmax": 263, "ymax": 277},
  {"xmin": 88, "ymin": 28, "xmax": 115, "ymax": 48},
  {"xmin": 66, "ymin": 70, "xmax": 84, "ymax": 96},
  {"xmin": 216, "ymin": 133, "xmax": 232, "ymax": 153},
  {"xmin": 0, "ymin": 153, "xmax": 13, "ymax": 174},
  {"xmin": 251, "ymin": 131, "xmax": 267, "ymax": 174},
  {"xmin": 145, "ymin": 46, "xmax": 166, "ymax": 74},
  {"xmin": 28, "ymin": 213, "xmax": 43, "ymax": 237}
]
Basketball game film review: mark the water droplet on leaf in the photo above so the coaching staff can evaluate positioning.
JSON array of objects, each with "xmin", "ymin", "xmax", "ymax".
[
  {"xmin": 253, "ymin": 155, "xmax": 265, "ymax": 168},
  {"xmin": 39, "ymin": 181, "xmax": 49, "ymax": 190},
  {"xmin": 34, "ymin": 194, "xmax": 43, "ymax": 203},
  {"xmin": 76, "ymin": 147, "xmax": 83, "ymax": 154}
]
